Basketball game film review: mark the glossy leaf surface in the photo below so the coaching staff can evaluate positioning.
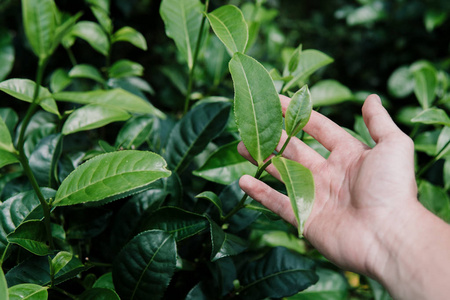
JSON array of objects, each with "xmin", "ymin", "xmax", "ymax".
[
  {"xmin": 62, "ymin": 104, "xmax": 130, "ymax": 135},
  {"xmin": 22, "ymin": 0, "xmax": 55, "ymax": 59},
  {"xmin": 0, "ymin": 29, "xmax": 14, "ymax": 81},
  {"xmin": 239, "ymin": 247, "xmax": 318, "ymax": 299},
  {"xmin": 69, "ymin": 64, "xmax": 105, "ymax": 84},
  {"xmin": 285, "ymin": 86, "xmax": 312, "ymax": 137},
  {"xmin": 29, "ymin": 133, "xmax": 62, "ymax": 187},
  {"xmin": 165, "ymin": 102, "xmax": 230, "ymax": 173},
  {"xmin": 112, "ymin": 27, "xmax": 147, "ymax": 50},
  {"xmin": 207, "ymin": 5, "xmax": 248, "ymax": 54},
  {"xmin": 54, "ymin": 88, "xmax": 165, "ymax": 118},
  {"xmin": 51, "ymin": 251, "xmax": 73, "ymax": 276},
  {"xmin": 70, "ymin": 21, "xmax": 109, "ymax": 56},
  {"xmin": 160, "ymin": 0, "xmax": 204, "ymax": 70},
  {"xmin": 7, "ymin": 220, "xmax": 50, "ymax": 256},
  {"xmin": 273, "ymin": 157, "xmax": 315, "ymax": 234},
  {"xmin": 193, "ymin": 140, "xmax": 257, "ymax": 185},
  {"xmin": 0, "ymin": 79, "xmax": 59, "ymax": 116},
  {"xmin": 229, "ymin": 52, "xmax": 282, "ymax": 165},
  {"xmin": 139, "ymin": 207, "xmax": 208, "ymax": 241},
  {"xmin": 54, "ymin": 150, "xmax": 171, "ymax": 206},
  {"xmin": 310, "ymin": 80, "xmax": 353, "ymax": 107},
  {"xmin": 209, "ymin": 218, "xmax": 247, "ymax": 261},
  {"xmin": 113, "ymin": 230, "xmax": 176, "ymax": 300},
  {"xmin": 411, "ymin": 62, "xmax": 437, "ymax": 109},
  {"xmin": 411, "ymin": 108, "xmax": 450, "ymax": 126},
  {"xmin": 8, "ymin": 284, "xmax": 48, "ymax": 300},
  {"xmin": 115, "ymin": 116, "xmax": 153, "ymax": 149}
]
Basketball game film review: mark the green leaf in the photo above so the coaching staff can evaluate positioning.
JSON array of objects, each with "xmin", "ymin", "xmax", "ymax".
[
  {"xmin": 22, "ymin": 0, "xmax": 56, "ymax": 59},
  {"xmin": 411, "ymin": 61, "xmax": 437, "ymax": 109},
  {"xmin": 207, "ymin": 5, "xmax": 248, "ymax": 54},
  {"xmin": 285, "ymin": 86, "xmax": 312, "ymax": 137},
  {"xmin": 139, "ymin": 207, "xmax": 209, "ymax": 241},
  {"xmin": 354, "ymin": 116, "xmax": 376, "ymax": 148},
  {"xmin": 108, "ymin": 59, "xmax": 144, "ymax": 79},
  {"xmin": 5, "ymin": 254, "xmax": 85, "ymax": 286},
  {"xmin": 203, "ymin": 35, "xmax": 230, "ymax": 87},
  {"xmin": 411, "ymin": 108, "xmax": 450, "ymax": 126},
  {"xmin": 0, "ymin": 150, "xmax": 19, "ymax": 169},
  {"xmin": 425, "ymin": 9, "xmax": 447, "ymax": 32},
  {"xmin": 287, "ymin": 45, "xmax": 302, "ymax": 75},
  {"xmin": 112, "ymin": 27, "xmax": 147, "ymax": 50},
  {"xmin": 53, "ymin": 150, "xmax": 171, "ymax": 206},
  {"xmin": 50, "ymin": 251, "xmax": 72, "ymax": 277},
  {"xmin": 7, "ymin": 220, "xmax": 50, "ymax": 256},
  {"xmin": 209, "ymin": 218, "xmax": 247, "ymax": 262},
  {"xmin": 90, "ymin": 6, "xmax": 112, "ymax": 34},
  {"xmin": 112, "ymin": 230, "xmax": 177, "ymax": 300},
  {"xmin": 193, "ymin": 140, "xmax": 257, "ymax": 185},
  {"xmin": 283, "ymin": 50, "xmax": 334, "ymax": 93},
  {"xmin": 310, "ymin": 80, "xmax": 353, "ymax": 107},
  {"xmin": 164, "ymin": 102, "xmax": 231, "ymax": 173},
  {"xmin": 69, "ymin": 64, "xmax": 105, "ymax": 84},
  {"xmin": 1, "ymin": 268, "xmax": 7, "ymax": 300},
  {"xmin": 195, "ymin": 191, "xmax": 223, "ymax": 217},
  {"xmin": 387, "ymin": 65, "xmax": 414, "ymax": 98},
  {"xmin": 160, "ymin": 0, "xmax": 204, "ymax": 70},
  {"xmin": 436, "ymin": 126, "xmax": 450, "ymax": 159},
  {"xmin": 93, "ymin": 272, "xmax": 114, "ymax": 289},
  {"xmin": 85, "ymin": 0, "xmax": 109, "ymax": 13},
  {"xmin": 418, "ymin": 180, "xmax": 450, "ymax": 222},
  {"xmin": 272, "ymin": 157, "xmax": 315, "ymax": 235},
  {"xmin": 287, "ymin": 268, "xmax": 348, "ymax": 299},
  {"xmin": 50, "ymin": 12, "xmax": 83, "ymax": 55},
  {"xmin": 0, "ymin": 116, "xmax": 15, "ymax": 153},
  {"xmin": 0, "ymin": 29, "xmax": 14, "ymax": 81},
  {"xmin": 0, "ymin": 79, "xmax": 59, "ymax": 116},
  {"xmin": 229, "ymin": 52, "xmax": 282, "ymax": 165},
  {"xmin": 62, "ymin": 104, "xmax": 130, "ymax": 135},
  {"xmin": 239, "ymin": 247, "xmax": 318, "ymax": 299},
  {"xmin": 0, "ymin": 108, "xmax": 18, "ymax": 136},
  {"xmin": 29, "ymin": 133, "xmax": 63, "ymax": 187},
  {"xmin": 53, "ymin": 88, "xmax": 165, "ymax": 118},
  {"xmin": 78, "ymin": 288, "xmax": 120, "ymax": 300},
  {"xmin": 69, "ymin": 21, "xmax": 109, "ymax": 56},
  {"xmin": 8, "ymin": 284, "xmax": 48, "ymax": 300},
  {"xmin": 49, "ymin": 68, "xmax": 71, "ymax": 93},
  {"xmin": 0, "ymin": 189, "xmax": 55, "ymax": 264},
  {"xmin": 367, "ymin": 277, "xmax": 392, "ymax": 300},
  {"xmin": 115, "ymin": 116, "xmax": 153, "ymax": 149}
]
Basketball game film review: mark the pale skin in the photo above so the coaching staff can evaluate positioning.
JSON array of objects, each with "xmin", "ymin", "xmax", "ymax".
[{"xmin": 238, "ymin": 94, "xmax": 450, "ymax": 300}]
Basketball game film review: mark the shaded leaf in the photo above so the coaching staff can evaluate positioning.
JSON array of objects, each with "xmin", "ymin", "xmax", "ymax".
[
  {"xmin": 164, "ymin": 102, "xmax": 230, "ymax": 173},
  {"xmin": 436, "ymin": 126, "xmax": 450, "ymax": 159},
  {"xmin": 272, "ymin": 157, "xmax": 315, "ymax": 235},
  {"xmin": 283, "ymin": 50, "xmax": 333, "ymax": 93},
  {"xmin": 0, "ymin": 116, "xmax": 15, "ymax": 153},
  {"xmin": 238, "ymin": 247, "xmax": 318, "ymax": 299},
  {"xmin": 69, "ymin": 64, "xmax": 105, "ymax": 84},
  {"xmin": 0, "ymin": 150, "xmax": 19, "ymax": 169},
  {"xmin": 139, "ymin": 207, "xmax": 209, "ymax": 241},
  {"xmin": 78, "ymin": 288, "xmax": 120, "ymax": 300},
  {"xmin": 418, "ymin": 180, "xmax": 450, "ymax": 222},
  {"xmin": 0, "ymin": 108, "xmax": 18, "ymax": 136},
  {"xmin": 425, "ymin": 9, "xmax": 447, "ymax": 32},
  {"xmin": 112, "ymin": 230, "xmax": 176, "ymax": 300},
  {"xmin": 160, "ymin": 0, "xmax": 204, "ymax": 69},
  {"xmin": 203, "ymin": 35, "xmax": 230, "ymax": 86},
  {"xmin": 0, "ymin": 29, "xmax": 14, "ymax": 81},
  {"xmin": 0, "ymin": 268, "xmax": 7, "ymax": 300},
  {"xmin": 411, "ymin": 61, "xmax": 437, "ymax": 109},
  {"xmin": 229, "ymin": 52, "xmax": 282, "ymax": 165},
  {"xmin": 193, "ymin": 140, "xmax": 257, "ymax": 185},
  {"xmin": 367, "ymin": 278, "xmax": 393, "ymax": 300},
  {"xmin": 93, "ymin": 272, "xmax": 114, "ymax": 289},
  {"xmin": 285, "ymin": 85, "xmax": 312, "ymax": 137},
  {"xmin": 108, "ymin": 59, "xmax": 144, "ymax": 79},
  {"xmin": 53, "ymin": 150, "xmax": 171, "ymax": 206},
  {"xmin": 112, "ymin": 27, "xmax": 147, "ymax": 50},
  {"xmin": 49, "ymin": 69, "xmax": 71, "ymax": 93},
  {"xmin": 62, "ymin": 104, "xmax": 130, "ymax": 135},
  {"xmin": 286, "ymin": 44, "xmax": 302, "ymax": 75},
  {"xmin": 115, "ymin": 115, "xmax": 153, "ymax": 149},
  {"xmin": 310, "ymin": 80, "xmax": 353, "ymax": 107},
  {"xmin": 209, "ymin": 218, "xmax": 247, "ymax": 261},
  {"xmin": 53, "ymin": 88, "xmax": 165, "ymax": 118},
  {"xmin": 411, "ymin": 108, "xmax": 450, "ymax": 126},
  {"xmin": 354, "ymin": 116, "xmax": 376, "ymax": 148},
  {"xmin": 8, "ymin": 284, "xmax": 48, "ymax": 300},
  {"xmin": 69, "ymin": 21, "xmax": 109, "ymax": 56},
  {"xmin": 7, "ymin": 220, "xmax": 50, "ymax": 256},
  {"xmin": 29, "ymin": 133, "xmax": 63, "ymax": 187},
  {"xmin": 207, "ymin": 5, "xmax": 248, "ymax": 54},
  {"xmin": 195, "ymin": 191, "xmax": 223, "ymax": 217}
]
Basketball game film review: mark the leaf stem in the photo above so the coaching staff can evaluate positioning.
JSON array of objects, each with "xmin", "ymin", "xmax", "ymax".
[
  {"xmin": 16, "ymin": 58, "xmax": 55, "ymax": 250},
  {"xmin": 183, "ymin": 0, "xmax": 209, "ymax": 115}
]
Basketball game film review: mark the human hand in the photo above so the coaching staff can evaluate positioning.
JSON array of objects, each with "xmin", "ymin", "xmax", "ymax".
[{"xmin": 238, "ymin": 94, "xmax": 419, "ymax": 279}]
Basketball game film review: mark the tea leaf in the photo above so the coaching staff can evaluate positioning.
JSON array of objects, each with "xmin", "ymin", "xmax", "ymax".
[
  {"xmin": 93, "ymin": 273, "xmax": 114, "ymax": 289},
  {"xmin": 283, "ymin": 50, "xmax": 333, "ymax": 93},
  {"xmin": 29, "ymin": 133, "xmax": 63, "ymax": 187},
  {"xmin": 113, "ymin": 230, "xmax": 176, "ymax": 300},
  {"xmin": 0, "ymin": 116, "xmax": 15, "ymax": 153},
  {"xmin": 8, "ymin": 284, "xmax": 48, "ymax": 300},
  {"xmin": 411, "ymin": 108, "xmax": 450, "ymax": 126},
  {"xmin": 310, "ymin": 80, "xmax": 353, "ymax": 107},
  {"xmin": 78, "ymin": 288, "xmax": 120, "ymax": 300},
  {"xmin": 108, "ymin": 59, "xmax": 144, "ymax": 79},
  {"xmin": 0, "ymin": 79, "xmax": 59, "ymax": 116},
  {"xmin": 62, "ymin": 104, "xmax": 130, "ymax": 135},
  {"xmin": 50, "ymin": 69, "xmax": 71, "ymax": 93},
  {"xmin": 0, "ymin": 150, "xmax": 19, "ymax": 169},
  {"xmin": 112, "ymin": 27, "xmax": 147, "ymax": 51},
  {"xmin": 160, "ymin": 0, "xmax": 204, "ymax": 70},
  {"xmin": 54, "ymin": 150, "xmax": 171, "ymax": 206},
  {"xmin": 285, "ymin": 86, "xmax": 312, "ymax": 137},
  {"xmin": 195, "ymin": 191, "xmax": 223, "ymax": 217},
  {"xmin": 22, "ymin": 0, "xmax": 56, "ymax": 59},
  {"xmin": 0, "ymin": 29, "xmax": 14, "ymax": 81},
  {"xmin": 193, "ymin": 140, "xmax": 257, "ymax": 185},
  {"xmin": 0, "ymin": 268, "xmax": 7, "ymax": 300},
  {"xmin": 115, "ymin": 116, "xmax": 153, "ymax": 149},
  {"xmin": 51, "ymin": 251, "xmax": 73, "ymax": 277},
  {"xmin": 229, "ymin": 52, "xmax": 282, "ymax": 165},
  {"xmin": 164, "ymin": 102, "xmax": 230, "ymax": 173},
  {"xmin": 53, "ymin": 88, "xmax": 165, "ymax": 118},
  {"xmin": 288, "ymin": 268, "xmax": 348, "ymax": 299},
  {"xmin": 0, "ymin": 108, "xmax": 19, "ymax": 135},
  {"xmin": 207, "ymin": 5, "xmax": 248, "ymax": 54},
  {"xmin": 139, "ymin": 207, "xmax": 208, "ymax": 241},
  {"xmin": 69, "ymin": 64, "xmax": 105, "ymax": 84},
  {"xmin": 69, "ymin": 21, "xmax": 109, "ymax": 56},
  {"xmin": 7, "ymin": 220, "xmax": 51, "ymax": 256},
  {"xmin": 387, "ymin": 65, "xmax": 414, "ymax": 98},
  {"xmin": 238, "ymin": 247, "xmax": 318, "ymax": 299},
  {"xmin": 411, "ymin": 61, "xmax": 437, "ymax": 109},
  {"xmin": 209, "ymin": 218, "xmax": 247, "ymax": 261},
  {"xmin": 272, "ymin": 157, "xmax": 315, "ymax": 234}
]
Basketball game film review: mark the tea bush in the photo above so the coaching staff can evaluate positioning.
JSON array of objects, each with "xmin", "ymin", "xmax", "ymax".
[{"xmin": 0, "ymin": 0, "xmax": 449, "ymax": 299}]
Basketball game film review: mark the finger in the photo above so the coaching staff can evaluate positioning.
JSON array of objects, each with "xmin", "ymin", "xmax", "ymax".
[
  {"xmin": 239, "ymin": 175, "xmax": 297, "ymax": 226},
  {"xmin": 279, "ymin": 94, "xmax": 291, "ymax": 116},
  {"xmin": 362, "ymin": 94, "xmax": 404, "ymax": 143}
]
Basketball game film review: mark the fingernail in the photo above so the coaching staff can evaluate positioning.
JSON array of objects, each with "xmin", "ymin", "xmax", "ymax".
[{"xmin": 371, "ymin": 94, "xmax": 382, "ymax": 104}]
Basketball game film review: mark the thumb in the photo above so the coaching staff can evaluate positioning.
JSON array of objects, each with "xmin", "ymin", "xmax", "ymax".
[{"xmin": 362, "ymin": 94, "xmax": 403, "ymax": 143}]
